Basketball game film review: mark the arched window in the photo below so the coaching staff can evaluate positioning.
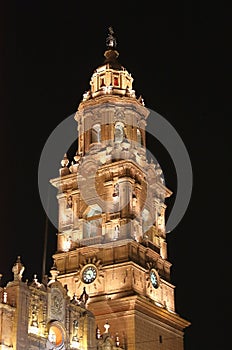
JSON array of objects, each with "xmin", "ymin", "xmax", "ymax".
[
  {"xmin": 114, "ymin": 122, "xmax": 124, "ymax": 143},
  {"xmin": 47, "ymin": 324, "xmax": 65, "ymax": 348},
  {"xmin": 142, "ymin": 208, "xmax": 153, "ymax": 235},
  {"xmin": 137, "ymin": 128, "xmax": 142, "ymax": 145},
  {"xmin": 86, "ymin": 204, "xmax": 102, "ymax": 217},
  {"xmin": 83, "ymin": 205, "xmax": 102, "ymax": 239},
  {"xmin": 113, "ymin": 75, "xmax": 119, "ymax": 86},
  {"xmin": 100, "ymin": 76, "xmax": 105, "ymax": 87},
  {"xmin": 91, "ymin": 124, "xmax": 101, "ymax": 143}
]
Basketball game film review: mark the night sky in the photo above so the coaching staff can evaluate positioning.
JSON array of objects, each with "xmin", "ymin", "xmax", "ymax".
[{"xmin": 0, "ymin": 1, "xmax": 231, "ymax": 350}]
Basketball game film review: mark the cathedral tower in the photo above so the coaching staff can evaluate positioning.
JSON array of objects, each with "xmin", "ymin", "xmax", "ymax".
[{"xmin": 50, "ymin": 27, "xmax": 190, "ymax": 350}]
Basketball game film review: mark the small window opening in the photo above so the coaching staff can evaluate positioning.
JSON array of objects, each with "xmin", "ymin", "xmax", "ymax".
[
  {"xmin": 114, "ymin": 76, "xmax": 119, "ymax": 86},
  {"xmin": 91, "ymin": 124, "xmax": 101, "ymax": 143}
]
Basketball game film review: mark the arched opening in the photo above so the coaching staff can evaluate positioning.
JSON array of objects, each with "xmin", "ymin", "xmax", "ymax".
[
  {"xmin": 86, "ymin": 204, "xmax": 102, "ymax": 217},
  {"xmin": 48, "ymin": 325, "xmax": 63, "ymax": 346},
  {"xmin": 142, "ymin": 208, "xmax": 153, "ymax": 236},
  {"xmin": 83, "ymin": 204, "xmax": 102, "ymax": 239},
  {"xmin": 91, "ymin": 124, "xmax": 101, "ymax": 143},
  {"xmin": 47, "ymin": 321, "xmax": 66, "ymax": 349}
]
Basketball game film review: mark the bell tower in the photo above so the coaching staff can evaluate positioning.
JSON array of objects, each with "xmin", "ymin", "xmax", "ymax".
[{"xmin": 50, "ymin": 27, "xmax": 190, "ymax": 350}]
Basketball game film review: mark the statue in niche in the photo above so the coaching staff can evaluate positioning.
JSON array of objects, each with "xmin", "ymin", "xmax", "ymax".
[
  {"xmin": 157, "ymin": 207, "xmax": 165, "ymax": 230},
  {"xmin": 31, "ymin": 304, "xmax": 38, "ymax": 327},
  {"xmin": 73, "ymin": 320, "xmax": 79, "ymax": 337},
  {"xmin": 66, "ymin": 195, "xmax": 72, "ymax": 209},
  {"xmin": 64, "ymin": 236, "xmax": 72, "ymax": 251},
  {"xmin": 113, "ymin": 183, "xmax": 119, "ymax": 197},
  {"xmin": 133, "ymin": 227, "xmax": 139, "ymax": 242},
  {"xmin": 61, "ymin": 196, "xmax": 73, "ymax": 227},
  {"xmin": 113, "ymin": 225, "xmax": 120, "ymax": 240}
]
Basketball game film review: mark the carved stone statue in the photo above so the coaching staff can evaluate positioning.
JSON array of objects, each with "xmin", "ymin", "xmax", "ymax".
[
  {"xmin": 12, "ymin": 256, "xmax": 25, "ymax": 281},
  {"xmin": 106, "ymin": 26, "xmax": 117, "ymax": 49}
]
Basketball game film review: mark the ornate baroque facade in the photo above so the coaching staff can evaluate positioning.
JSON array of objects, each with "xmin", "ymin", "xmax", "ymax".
[{"xmin": 0, "ymin": 28, "xmax": 190, "ymax": 350}]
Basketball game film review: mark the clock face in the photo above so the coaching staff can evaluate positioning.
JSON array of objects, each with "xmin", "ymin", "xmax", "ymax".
[
  {"xmin": 150, "ymin": 269, "xmax": 159, "ymax": 288},
  {"xmin": 82, "ymin": 265, "xmax": 97, "ymax": 284}
]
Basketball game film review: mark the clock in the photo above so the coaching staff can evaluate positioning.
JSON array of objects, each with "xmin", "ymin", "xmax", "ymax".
[
  {"xmin": 150, "ymin": 269, "xmax": 159, "ymax": 289},
  {"xmin": 82, "ymin": 265, "xmax": 97, "ymax": 284}
]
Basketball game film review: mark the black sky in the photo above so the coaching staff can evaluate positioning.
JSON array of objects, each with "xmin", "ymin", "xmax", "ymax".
[{"xmin": 0, "ymin": 1, "xmax": 231, "ymax": 350}]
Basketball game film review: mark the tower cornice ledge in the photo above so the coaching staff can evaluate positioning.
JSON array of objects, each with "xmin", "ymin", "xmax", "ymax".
[
  {"xmin": 75, "ymin": 94, "xmax": 150, "ymax": 120},
  {"xmin": 88, "ymin": 295, "xmax": 191, "ymax": 332},
  {"xmin": 50, "ymin": 173, "xmax": 78, "ymax": 189},
  {"xmin": 134, "ymin": 295, "xmax": 191, "ymax": 331}
]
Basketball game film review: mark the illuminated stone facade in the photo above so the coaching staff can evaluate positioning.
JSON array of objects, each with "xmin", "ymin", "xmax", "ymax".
[
  {"xmin": 51, "ymin": 29, "xmax": 190, "ymax": 349},
  {"xmin": 0, "ymin": 29, "xmax": 190, "ymax": 349},
  {"xmin": 0, "ymin": 257, "xmax": 99, "ymax": 350}
]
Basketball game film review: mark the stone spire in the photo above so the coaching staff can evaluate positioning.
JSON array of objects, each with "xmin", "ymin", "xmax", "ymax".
[
  {"xmin": 61, "ymin": 153, "xmax": 69, "ymax": 167},
  {"xmin": 60, "ymin": 153, "xmax": 70, "ymax": 176}
]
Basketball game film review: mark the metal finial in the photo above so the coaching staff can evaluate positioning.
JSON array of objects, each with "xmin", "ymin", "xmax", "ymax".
[{"xmin": 106, "ymin": 26, "xmax": 117, "ymax": 49}]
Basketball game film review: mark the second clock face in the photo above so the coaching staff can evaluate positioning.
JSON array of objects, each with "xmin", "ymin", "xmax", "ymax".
[
  {"xmin": 82, "ymin": 265, "xmax": 97, "ymax": 284},
  {"xmin": 150, "ymin": 269, "xmax": 159, "ymax": 289}
]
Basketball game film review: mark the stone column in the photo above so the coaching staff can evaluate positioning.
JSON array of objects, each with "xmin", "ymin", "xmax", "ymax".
[{"xmin": 118, "ymin": 178, "xmax": 132, "ymax": 219}]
